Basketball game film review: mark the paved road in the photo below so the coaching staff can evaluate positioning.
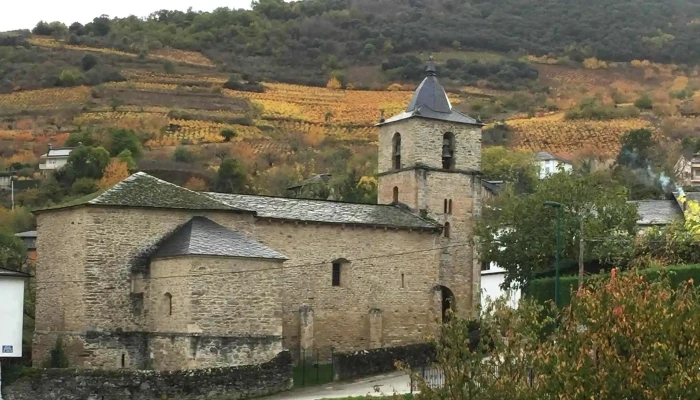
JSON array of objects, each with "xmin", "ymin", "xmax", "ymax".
[{"xmin": 260, "ymin": 372, "xmax": 413, "ymax": 400}]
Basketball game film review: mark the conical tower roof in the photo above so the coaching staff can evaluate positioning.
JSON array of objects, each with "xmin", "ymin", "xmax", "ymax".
[{"xmin": 378, "ymin": 57, "xmax": 480, "ymax": 126}]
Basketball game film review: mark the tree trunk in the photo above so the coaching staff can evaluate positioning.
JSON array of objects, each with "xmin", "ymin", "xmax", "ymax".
[{"xmin": 578, "ymin": 218, "xmax": 585, "ymax": 290}]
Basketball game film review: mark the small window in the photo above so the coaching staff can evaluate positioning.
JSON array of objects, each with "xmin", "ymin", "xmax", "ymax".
[
  {"xmin": 332, "ymin": 263, "xmax": 342, "ymax": 287},
  {"xmin": 401, "ymin": 273, "xmax": 405, "ymax": 288},
  {"xmin": 393, "ymin": 186, "xmax": 399, "ymax": 203},
  {"xmin": 444, "ymin": 199, "xmax": 448, "ymax": 213},
  {"xmin": 121, "ymin": 354, "xmax": 126, "ymax": 368},
  {"xmin": 444, "ymin": 222, "xmax": 451, "ymax": 238},
  {"xmin": 481, "ymin": 262, "xmax": 491, "ymax": 271},
  {"xmin": 448, "ymin": 199, "xmax": 453, "ymax": 214},
  {"xmin": 164, "ymin": 293, "xmax": 172, "ymax": 316},
  {"xmin": 392, "ymin": 133, "xmax": 401, "ymax": 170}
]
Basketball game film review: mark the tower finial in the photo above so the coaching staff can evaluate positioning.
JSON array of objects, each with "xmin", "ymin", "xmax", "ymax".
[{"xmin": 426, "ymin": 55, "xmax": 437, "ymax": 77}]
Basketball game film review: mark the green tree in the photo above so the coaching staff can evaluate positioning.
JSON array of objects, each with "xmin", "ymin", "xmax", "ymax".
[
  {"xmin": 163, "ymin": 60, "xmax": 176, "ymax": 73},
  {"xmin": 476, "ymin": 171, "xmax": 638, "ymax": 288},
  {"xmin": 615, "ymin": 128, "xmax": 655, "ymax": 169},
  {"xmin": 57, "ymin": 69, "xmax": 84, "ymax": 86},
  {"xmin": 0, "ymin": 228, "xmax": 27, "ymax": 271},
  {"xmin": 71, "ymin": 177, "xmax": 98, "ymax": 195},
  {"xmin": 220, "ymin": 129, "xmax": 236, "ymax": 142},
  {"xmin": 81, "ymin": 54, "xmax": 98, "ymax": 71},
  {"xmin": 117, "ymin": 149, "xmax": 137, "ymax": 170},
  {"xmin": 109, "ymin": 95, "xmax": 123, "ymax": 111},
  {"xmin": 108, "ymin": 129, "xmax": 141, "ymax": 157},
  {"xmin": 65, "ymin": 130, "xmax": 99, "ymax": 147},
  {"xmin": 214, "ymin": 159, "xmax": 248, "ymax": 194},
  {"xmin": 481, "ymin": 146, "xmax": 539, "ymax": 193},
  {"xmin": 173, "ymin": 146, "xmax": 194, "ymax": 163},
  {"xmin": 65, "ymin": 146, "xmax": 111, "ymax": 180}
]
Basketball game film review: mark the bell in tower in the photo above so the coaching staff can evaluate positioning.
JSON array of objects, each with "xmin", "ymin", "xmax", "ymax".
[{"xmin": 442, "ymin": 133, "xmax": 455, "ymax": 170}]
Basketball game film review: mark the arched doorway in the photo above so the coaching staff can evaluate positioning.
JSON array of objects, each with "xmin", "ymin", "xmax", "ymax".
[{"xmin": 439, "ymin": 285, "xmax": 455, "ymax": 323}]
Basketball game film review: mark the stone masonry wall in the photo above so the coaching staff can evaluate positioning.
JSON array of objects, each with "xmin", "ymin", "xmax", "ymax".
[
  {"xmin": 33, "ymin": 209, "xmax": 88, "ymax": 367},
  {"xmin": 378, "ymin": 118, "xmax": 482, "ymax": 173},
  {"xmin": 35, "ymin": 205, "xmax": 443, "ymax": 369},
  {"xmin": 145, "ymin": 256, "xmax": 284, "ymax": 370},
  {"xmin": 4, "ymin": 351, "xmax": 293, "ymax": 400},
  {"xmin": 249, "ymin": 221, "xmax": 442, "ymax": 360}
]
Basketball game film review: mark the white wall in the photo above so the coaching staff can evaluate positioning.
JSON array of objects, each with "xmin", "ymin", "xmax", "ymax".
[
  {"xmin": 0, "ymin": 278, "xmax": 26, "ymax": 357},
  {"xmin": 539, "ymin": 160, "xmax": 573, "ymax": 179},
  {"xmin": 480, "ymin": 263, "xmax": 520, "ymax": 309}
]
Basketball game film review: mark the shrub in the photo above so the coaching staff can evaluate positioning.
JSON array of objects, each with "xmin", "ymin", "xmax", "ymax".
[
  {"xmin": 71, "ymin": 177, "xmax": 98, "ymax": 195},
  {"xmin": 634, "ymin": 93, "xmax": 653, "ymax": 110},
  {"xmin": 173, "ymin": 146, "xmax": 195, "ymax": 163},
  {"xmin": 525, "ymin": 264, "xmax": 700, "ymax": 307},
  {"xmin": 223, "ymin": 76, "xmax": 265, "ymax": 92}
]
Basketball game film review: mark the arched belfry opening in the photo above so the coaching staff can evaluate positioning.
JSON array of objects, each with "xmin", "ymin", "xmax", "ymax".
[
  {"xmin": 392, "ymin": 133, "xmax": 401, "ymax": 169},
  {"xmin": 393, "ymin": 186, "xmax": 399, "ymax": 203},
  {"xmin": 438, "ymin": 285, "xmax": 455, "ymax": 323},
  {"xmin": 442, "ymin": 132, "xmax": 455, "ymax": 170}
]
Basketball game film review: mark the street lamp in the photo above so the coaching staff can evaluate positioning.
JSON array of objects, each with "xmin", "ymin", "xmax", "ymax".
[{"xmin": 543, "ymin": 201, "xmax": 563, "ymax": 309}]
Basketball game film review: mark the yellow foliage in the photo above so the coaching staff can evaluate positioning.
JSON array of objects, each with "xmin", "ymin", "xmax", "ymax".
[
  {"xmin": 386, "ymin": 83, "xmax": 403, "ymax": 91},
  {"xmin": 0, "ymin": 87, "xmax": 90, "ymax": 111},
  {"xmin": 183, "ymin": 177, "xmax": 208, "ymax": 191},
  {"xmin": 326, "ymin": 77, "xmax": 342, "ymax": 90},
  {"xmin": 509, "ymin": 113, "xmax": 657, "ymax": 157},
  {"xmin": 583, "ymin": 58, "xmax": 608, "ymax": 69},
  {"xmin": 671, "ymin": 76, "xmax": 689, "ymax": 92},
  {"xmin": 99, "ymin": 159, "xmax": 130, "ymax": 189}
]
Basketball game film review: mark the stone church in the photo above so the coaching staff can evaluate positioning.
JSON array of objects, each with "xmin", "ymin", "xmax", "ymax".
[{"xmin": 32, "ymin": 62, "xmax": 486, "ymax": 371}]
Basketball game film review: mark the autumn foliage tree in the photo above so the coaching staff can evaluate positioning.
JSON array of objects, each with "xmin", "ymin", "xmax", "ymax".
[
  {"xmin": 98, "ymin": 159, "xmax": 130, "ymax": 189},
  {"xmin": 417, "ymin": 270, "xmax": 700, "ymax": 399}
]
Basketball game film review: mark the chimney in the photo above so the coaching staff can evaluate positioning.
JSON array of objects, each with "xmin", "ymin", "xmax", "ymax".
[
  {"xmin": 48, "ymin": 143, "xmax": 53, "ymax": 151},
  {"xmin": 379, "ymin": 110, "xmax": 385, "ymax": 123}
]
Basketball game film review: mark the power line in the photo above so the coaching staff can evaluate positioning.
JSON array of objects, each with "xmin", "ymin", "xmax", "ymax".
[{"xmin": 33, "ymin": 242, "xmax": 473, "ymax": 289}]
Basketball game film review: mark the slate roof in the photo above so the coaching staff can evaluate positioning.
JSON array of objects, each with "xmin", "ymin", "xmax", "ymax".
[
  {"xmin": 482, "ymin": 180, "xmax": 504, "ymax": 195},
  {"xmin": 0, "ymin": 268, "xmax": 31, "ymax": 278},
  {"xmin": 205, "ymin": 192, "xmax": 441, "ymax": 230},
  {"xmin": 41, "ymin": 148, "xmax": 73, "ymax": 158},
  {"xmin": 152, "ymin": 217, "xmax": 287, "ymax": 260},
  {"xmin": 39, "ymin": 172, "xmax": 239, "ymax": 212},
  {"xmin": 628, "ymin": 200, "xmax": 683, "ymax": 226},
  {"xmin": 536, "ymin": 151, "xmax": 571, "ymax": 163},
  {"xmin": 378, "ymin": 61, "xmax": 480, "ymax": 126}
]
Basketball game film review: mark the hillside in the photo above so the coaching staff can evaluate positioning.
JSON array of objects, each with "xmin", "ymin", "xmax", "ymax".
[{"xmin": 3, "ymin": 0, "xmax": 700, "ymax": 226}]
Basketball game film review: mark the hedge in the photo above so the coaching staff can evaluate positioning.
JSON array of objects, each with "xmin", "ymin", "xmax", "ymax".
[{"xmin": 525, "ymin": 264, "xmax": 700, "ymax": 307}]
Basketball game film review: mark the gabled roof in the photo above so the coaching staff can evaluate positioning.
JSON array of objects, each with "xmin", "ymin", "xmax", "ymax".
[
  {"xmin": 152, "ymin": 217, "xmax": 287, "ymax": 260},
  {"xmin": 536, "ymin": 151, "xmax": 571, "ymax": 164},
  {"xmin": 206, "ymin": 192, "xmax": 441, "ymax": 230},
  {"xmin": 41, "ymin": 148, "xmax": 73, "ymax": 158},
  {"xmin": 38, "ymin": 172, "xmax": 239, "ymax": 212},
  {"xmin": 378, "ymin": 60, "xmax": 480, "ymax": 126},
  {"xmin": 628, "ymin": 200, "xmax": 683, "ymax": 226}
]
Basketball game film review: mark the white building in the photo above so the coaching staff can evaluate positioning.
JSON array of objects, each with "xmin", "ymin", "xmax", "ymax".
[
  {"xmin": 536, "ymin": 151, "xmax": 573, "ymax": 179},
  {"xmin": 480, "ymin": 262, "xmax": 521, "ymax": 309},
  {"xmin": 39, "ymin": 145, "xmax": 74, "ymax": 176}
]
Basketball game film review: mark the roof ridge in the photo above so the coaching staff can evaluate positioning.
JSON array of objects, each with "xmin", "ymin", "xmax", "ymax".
[
  {"xmin": 391, "ymin": 203, "xmax": 441, "ymax": 227},
  {"xmin": 206, "ymin": 191, "xmax": 409, "ymax": 208}
]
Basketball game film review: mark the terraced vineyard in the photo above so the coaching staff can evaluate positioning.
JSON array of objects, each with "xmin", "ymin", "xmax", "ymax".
[
  {"xmin": 0, "ymin": 87, "xmax": 91, "ymax": 112},
  {"xmin": 28, "ymin": 37, "xmax": 215, "ymax": 67},
  {"xmin": 507, "ymin": 113, "xmax": 658, "ymax": 157}
]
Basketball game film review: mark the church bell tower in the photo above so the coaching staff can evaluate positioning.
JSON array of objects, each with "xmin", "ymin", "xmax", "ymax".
[{"xmin": 376, "ymin": 58, "xmax": 484, "ymax": 315}]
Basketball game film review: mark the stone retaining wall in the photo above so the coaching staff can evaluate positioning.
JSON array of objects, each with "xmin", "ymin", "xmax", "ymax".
[
  {"xmin": 3, "ymin": 351, "xmax": 292, "ymax": 400},
  {"xmin": 333, "ymin": 343, "xmax": 435, "ymax": 381}
]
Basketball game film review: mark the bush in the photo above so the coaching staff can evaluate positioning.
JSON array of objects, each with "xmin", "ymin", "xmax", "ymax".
[
  {"xmin": 565, "ymin": 97, "xmax": 640, "ymax": 120},
  {"xmin": 71, "ymin": 177, "xmax": 98, "ymax": 195},
  {"xmin": 525, "ymin": 264, "xmax": 700, "ymax": 307},
  {"xmin": 173, "ymin": 146, "xmax": 195, "ymax": 163},
  {"xmin": 223, "ymin": 76, "xmax": 265, "ymax": 92},
  {"xmin": 81, "ymin": 54, "xmax": 98, "ymax": 71},
  {"xmin": 634, "ymin": 93, "xmax": 653, "ymax": 110}
]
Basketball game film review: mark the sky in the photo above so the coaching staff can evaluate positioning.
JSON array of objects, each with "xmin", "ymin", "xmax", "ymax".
[{"xmin": 1, "ymin": 0, "xmax": 253, "ymax": 32}]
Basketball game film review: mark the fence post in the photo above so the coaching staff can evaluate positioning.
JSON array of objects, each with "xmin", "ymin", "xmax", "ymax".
[{"xmin": 301, "ymin": 348, "xmax": 306, "ymax": 387}]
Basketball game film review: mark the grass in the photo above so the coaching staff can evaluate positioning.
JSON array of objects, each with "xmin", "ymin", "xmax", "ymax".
[{"xmin": 414, "ymin": 50, "xmax": 505, "ymax": 63}]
